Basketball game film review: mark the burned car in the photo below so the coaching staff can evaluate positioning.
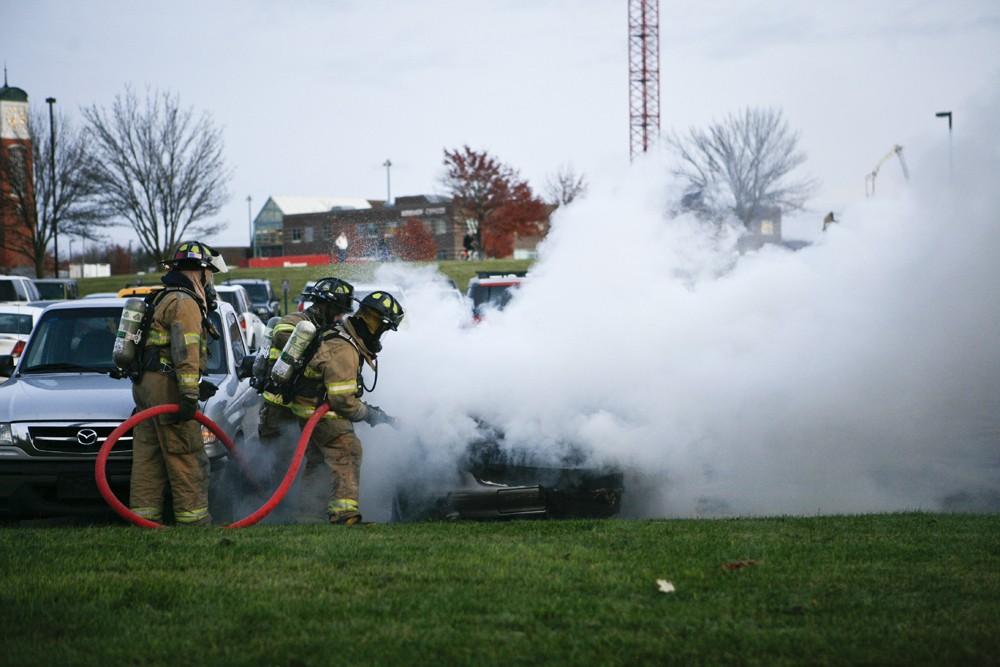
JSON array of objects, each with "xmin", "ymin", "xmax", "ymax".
[{"xmin": 391, "ymin": 423, "xmax": 624, "ymax": 522}]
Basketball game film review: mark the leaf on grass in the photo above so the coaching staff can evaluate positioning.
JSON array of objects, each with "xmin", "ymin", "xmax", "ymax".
[
  {"xmin": 722, "ymin": 559, "xmax": 759, "ymax": 571},
  {"xmin": 656, "ymin": 579, "xmax": 675, "ymax": 594}
]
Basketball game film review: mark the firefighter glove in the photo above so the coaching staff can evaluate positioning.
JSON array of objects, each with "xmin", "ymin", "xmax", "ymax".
[
  {"xmin": 168, "ymin": 394, "xmax": 199, "ymax": 424},
  {"xmin": 198, "ymin": 380, "xmax": 219, "ymax": 401},
  {"xmin": 363, "ymin": 404, "xmax": 396, "ymax": 428}
]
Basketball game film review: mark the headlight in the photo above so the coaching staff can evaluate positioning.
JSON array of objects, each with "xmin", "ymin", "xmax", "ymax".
[
  {"xmin": 201, "ymin": 425, "xmax": 218, "ymax": 445},
  {"xmin": 0, "ymin": 423, "xmax": 13, "ymax": 447}
]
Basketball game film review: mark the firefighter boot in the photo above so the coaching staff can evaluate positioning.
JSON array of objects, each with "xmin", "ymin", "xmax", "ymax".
[{"xmin": 328, "ymin": 498, "xmax": 362, "ymax": 525}]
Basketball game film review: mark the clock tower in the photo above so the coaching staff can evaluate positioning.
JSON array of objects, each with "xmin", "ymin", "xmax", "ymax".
[{"xmin": 0, "ymin": 69, "xmax": 33, "ymax": 273}]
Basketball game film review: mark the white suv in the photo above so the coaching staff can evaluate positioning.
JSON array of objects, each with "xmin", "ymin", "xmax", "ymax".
[{"xmin": 0, "ymin": 276, "xmax": 40, "ymax": 304}]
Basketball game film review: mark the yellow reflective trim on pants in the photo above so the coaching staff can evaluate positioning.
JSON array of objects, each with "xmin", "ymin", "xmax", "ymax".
[
  {"xmin": 183, "ymin": 332, "xmax": 200, "ymax": 345},
  {"xmin": 263, "ymin": 391, "xmax": 290, "ymax": 407},
  {"xmin": 325, "ymin": 381, "xmax": 357, "ymax": 395},
  {"xmin": 175, "ymin": 507, "xmax": 210, "ymax": 524},
  {"xmin": 131, "ymin": 506, "xmax": 162, "ymax": 521},
  {"xmin": 329, "ymin": 498, "xmax": 359, "ymax": 514},
  {"xmin": 303, "ymin": 367, "xmax": 322, "ymax": 379},
  {"xmin": 177, "ymin": 372, "xmax": 199, "ymax": 388}
]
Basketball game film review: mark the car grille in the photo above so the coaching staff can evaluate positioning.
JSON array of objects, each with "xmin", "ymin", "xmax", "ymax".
[{"xmin": 28, "ymin": 424, "xmax": 134, "ymax": 454}]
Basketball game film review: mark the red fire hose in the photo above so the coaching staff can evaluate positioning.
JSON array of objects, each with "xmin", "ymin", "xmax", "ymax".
[{"xmin": 95, "ymin": 402, "xmax": 328, "ymax": 529}]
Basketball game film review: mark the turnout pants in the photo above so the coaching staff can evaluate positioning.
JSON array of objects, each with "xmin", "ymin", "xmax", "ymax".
[
  {"xmin": 129, "ymin": 372, "xmax": 211, "ymax": 525},
  {"xmin": 299, "ymin": 417, "xmax": 363, "ymax": 520}
]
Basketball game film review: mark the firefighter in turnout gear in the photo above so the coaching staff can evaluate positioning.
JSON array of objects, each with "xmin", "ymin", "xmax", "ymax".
[
  {"xmin": 257, "ymin": 277, "xmax": 356, "ymax": 441},
  {"xmin": 129, "ymin": 241, "xmax": 228, "ymax": 525},
  {"xmin": 299, "ymin": 290, "xmax": 404, "ymax": 524}
]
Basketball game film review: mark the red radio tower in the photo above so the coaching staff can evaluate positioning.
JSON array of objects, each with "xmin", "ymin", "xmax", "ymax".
[{"xmin": 628, "ymin": 0, "xmax": 661, "ymax": 161}]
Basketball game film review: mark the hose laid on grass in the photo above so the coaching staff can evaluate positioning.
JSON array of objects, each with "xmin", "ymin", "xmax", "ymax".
[{"xmin": 95, "ymin": 403, "xmax": 326, "ymax": 529}]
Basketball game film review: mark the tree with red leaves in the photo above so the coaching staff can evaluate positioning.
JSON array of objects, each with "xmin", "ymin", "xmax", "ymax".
[
  {"xmin": 440, "ymin": 146, "xmax": 548, "ymax": 258},
  {"xmin": 394, "ymin": 218, "xmax": 437, "ymax": 261}
]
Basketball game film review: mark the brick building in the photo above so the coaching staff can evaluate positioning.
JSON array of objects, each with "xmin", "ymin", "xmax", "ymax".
[
  {"xmin": 282, "ymin": 195, "xmax": 466, "ymax": 260},
  {"xmin": 0, "ymin": 75, "xmax": 34, "ymax": 274},
  {"xmin": 252, "ymin": 195, "xmax": 373, "ymax": 257}
]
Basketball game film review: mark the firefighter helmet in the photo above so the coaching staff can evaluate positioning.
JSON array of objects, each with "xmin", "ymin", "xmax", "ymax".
[
  {"xmin": 165, "ymin": 241, "xmax": 229, "ymax": 273},
  {"xmin": 358, "ymin": 291, "xmax": 405, "ymax": 331},
  {"xmin": 305, "ymin": 277, "xmax": 355, "ymax": 312}
]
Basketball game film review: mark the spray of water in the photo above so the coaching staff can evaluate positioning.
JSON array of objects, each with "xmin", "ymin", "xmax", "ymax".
[{"xmin": 341, "ymin": 98, "xmax": 1000, "ymax": 521}]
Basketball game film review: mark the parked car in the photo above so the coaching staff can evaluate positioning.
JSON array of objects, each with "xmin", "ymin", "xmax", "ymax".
[
  {"xmin": 0, "ymin": 304, "xmax": 43, "ymax": 374},
  {"xmin": 215, "ymin": 284, "xmax": 265, "ymax": 351},
  {"xmin": 224, "ymin": 278, "xmax": 280, "ymax": 319},
  {"xmin": 83, "ymin": 292, "xmax": 119, "ymax": 299},
  {"xmin": 0, "ymin": 298, "xmax": 260, "ymax": 519},
  {"xmin": 466, "ymin": 272, "xmax": 526, "ymax": 322},
  {"xmin": 0, "ymin": 275, "xmax": 41, "ymax": 304},
  {"xmin": 32, "ymin": 278, "xmax": 79, "ymax": 300},
  {"xmin": 391, "ymin": 421, "xmax": 624, "ymax": 522}
]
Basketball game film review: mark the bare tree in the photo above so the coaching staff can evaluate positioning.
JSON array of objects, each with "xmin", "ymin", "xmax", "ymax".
[
  {"xmin": 82, "ymin": 88, "xmax": 230, "ymax": 262},
  {"xmin": 0, "ymin": 112, "xmax": 107, "ymax": 277},
  {"xmin": 668, "ymin": 107, "xmax": 816, "ymax": 227},
  {"xmin": 545, "ymin": 164, "xmax": 588, "ymax": 207}
]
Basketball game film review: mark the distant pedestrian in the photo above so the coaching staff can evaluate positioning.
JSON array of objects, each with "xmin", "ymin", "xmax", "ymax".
[
  {"xmin": 823, "ymin": 211, "xmax": 837, "ymax": 232},
  {"xmin": 335, "ymin": 232, "xmax": 349, "ymax": 263},
  {"xmin": 463, "ymin": 232, "xmax": 476, "ymax": 261}
]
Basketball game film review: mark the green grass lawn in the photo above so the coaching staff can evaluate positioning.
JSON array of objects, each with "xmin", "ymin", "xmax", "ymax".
[
  {"xmin": 78, "ymin": 259, "xmax": 533, "ymax": 305},
  {"xmin": 2, "ymin": 514, "xmax": 998, "ymax": 666}
]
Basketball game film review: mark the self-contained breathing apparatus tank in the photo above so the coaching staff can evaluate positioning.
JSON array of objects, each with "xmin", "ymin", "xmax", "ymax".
[
  {"xmin": 269, "ymin": 319, "xmax": 317, "ymax": 386},
  {"xmin": 250, "ymin": 316, "xmax": 281, "ymax": 388},
  {"xmin": 112, "ymin": 298, "xmax": 148, "ymax": 371}
]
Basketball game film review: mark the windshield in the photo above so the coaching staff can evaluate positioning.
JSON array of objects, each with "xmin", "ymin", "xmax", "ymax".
[
  {"xmin": 21, "ymin": 307, "xmax": 227, "ymax": 375},
  {"xmin": 469, "ymin": 284, "xmax": 518, "ymax": 310},
  {"xmin": 34, "ymin": 283, "xmax": 66, "ymax": 299},
  {"xmin": 0, "ymin": 313, "xmax": 33, "ymax": 335},
  {"xmin": 240, "ymin": 284, "xmax": 269, "ymax": 303}
]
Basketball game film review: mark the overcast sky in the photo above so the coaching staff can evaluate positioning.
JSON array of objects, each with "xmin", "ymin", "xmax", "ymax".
[{"xmin": 5, "ymin": 0, "xmax": 999, "ymax": 247}]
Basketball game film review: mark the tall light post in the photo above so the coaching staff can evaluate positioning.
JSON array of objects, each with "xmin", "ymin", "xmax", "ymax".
[
  {"xmin": 45, "ymin": 97, "xmax": 57, "ymax": 277},
  {"xmin": 246, "ymin": 195, "xmax": 254, "ymax": 259},
  {"xmin": 382, "ymin": 159, "xmax": 392, "ymax": 205},
  {"xmin": 67, "ymin": 237, "xmax": 74, "ymax": 277},
  {"xmin": 935, "ymin": 111, "xmax": 953, "ymax": 181}
]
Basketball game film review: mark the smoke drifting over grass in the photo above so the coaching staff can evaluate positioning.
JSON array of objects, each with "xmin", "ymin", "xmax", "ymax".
[{"xmin": 358, "ymin": 99, "xmax": 999, "ymax": 520}]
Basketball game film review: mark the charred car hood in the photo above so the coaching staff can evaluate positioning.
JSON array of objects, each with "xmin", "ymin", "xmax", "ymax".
[{"xmin": 0, "ymin": 373, "xmax": 135, "ymax": 423}]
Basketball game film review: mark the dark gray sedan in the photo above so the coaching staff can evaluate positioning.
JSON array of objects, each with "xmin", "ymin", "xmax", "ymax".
[{"xmin": 0, "ymin": 298, "xmax": 260, "ymax": 519}]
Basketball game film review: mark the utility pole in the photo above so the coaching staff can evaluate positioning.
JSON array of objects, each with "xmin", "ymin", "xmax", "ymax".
[
  {"xmin": 45, "ymin": 97, "xmax": 57, "ymax": 277},
  {"xmin": 247, "ymin": 195, "xmax": 254, "ymax": 258},
  {"xmin": 935, "ymin": 111, "xmax": 953, "ymax": 182},
  {"xmin": 383, "ymin": 159, "xmax": 392, "ymax": 205}
]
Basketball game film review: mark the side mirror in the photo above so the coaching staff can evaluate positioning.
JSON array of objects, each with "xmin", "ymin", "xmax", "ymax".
[
  {"xmin": 0, "ymin": 355, "xmax": 14, "ymax": 376},
  {"xmin": 237, "ymin": 355, "xmax": 255, "ymax": 381}
]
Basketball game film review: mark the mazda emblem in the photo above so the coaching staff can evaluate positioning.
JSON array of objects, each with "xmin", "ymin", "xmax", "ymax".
[{"xmin": 76, "ymin": 428, "xmax": 99, "ymax": 446}]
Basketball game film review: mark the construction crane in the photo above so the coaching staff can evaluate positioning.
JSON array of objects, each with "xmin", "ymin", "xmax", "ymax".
[
  {"xmin": 865, "ymin": 144, "xmax": 910, "ymax": 197},
  {"xmin": 628, "ymin": 0, "xmax": 661, "ymax": 161}
]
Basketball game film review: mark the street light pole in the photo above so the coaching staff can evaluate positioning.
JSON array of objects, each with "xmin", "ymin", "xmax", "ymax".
[
  {"xmin": 45, "ymin": 97, "xmax": 57, "ymax": 277},
  {"xmin": 382, "ymin": 159, "xmax": 392, "ymax": 205},
  {"xmin": 68, "ymin": 238, "xmax": 74, "ymax": 276},
  {"xmin": 935, "ymin": 111, "xmax": 953, "ymax": 182},
  {"xmin": 247, "ymin": 195, "xmax": 254, "ymax": 259}
]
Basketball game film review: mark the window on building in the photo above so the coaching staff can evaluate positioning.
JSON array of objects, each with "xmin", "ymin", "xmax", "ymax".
[
  {"xmin": 291, "ymin": 228, "xmax": 302, "ymax": 243},
  {"xmin": 324, "ymin": 223, "xmax": 332, "ymax": 240},
  {"xmin": 429, "ymin": 218, "xmax": 447, "ymax": 235},
  {"xmin": 304, "ymin": 227, "xmax": 314, "ymax": 243}
]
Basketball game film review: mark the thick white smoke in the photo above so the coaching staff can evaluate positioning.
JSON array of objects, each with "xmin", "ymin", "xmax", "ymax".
[{"xmin": 358, "ymin": 95, "xmax": 1000, "ymax": 520}]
